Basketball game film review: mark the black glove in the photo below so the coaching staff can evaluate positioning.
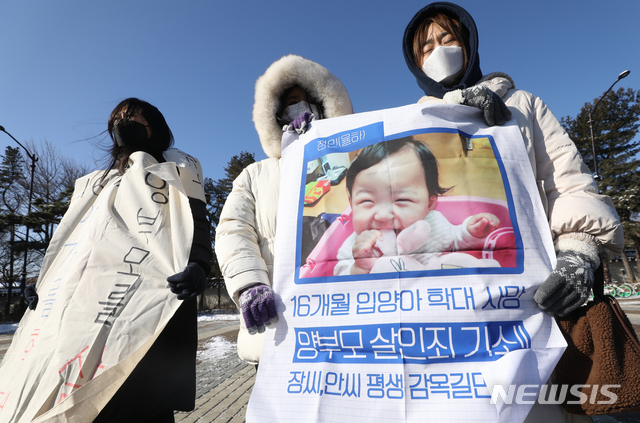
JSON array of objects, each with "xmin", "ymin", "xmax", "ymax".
[
  {"xmin": 167, "ymin": 262, "xmax": 207, "ymax": 300},
  {"xmin": 534, "ymin": 250, "xmax": 597, "ymax": 317},
  {"xmin": 25, "ymin": 284, "xmax": 38, "ymax": 310},
  {"xmin": 445, "ymin": 85, "xmax": 512, "ymax": 126},
  {"xmin": 239, "ymin": 284, "xmax": 279, "ymax": 335}
]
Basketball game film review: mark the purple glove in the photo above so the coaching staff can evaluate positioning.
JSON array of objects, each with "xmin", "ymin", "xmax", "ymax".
[
  {"xmin": 167, "ymin": 262, "xmax": 207, "ymax": 300},
  {"xmin": 239, "ymin": 284, "xmax": 279, "ymax": 335},
  {"xmin": 284, "ymin": 111, "xmax": 314, "ymax": 135}
]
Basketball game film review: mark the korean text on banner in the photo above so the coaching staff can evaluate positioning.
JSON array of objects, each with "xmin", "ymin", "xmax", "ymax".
[{"xmin": 246, "ymin": 103, "xmax": 568, "ymax": 423}]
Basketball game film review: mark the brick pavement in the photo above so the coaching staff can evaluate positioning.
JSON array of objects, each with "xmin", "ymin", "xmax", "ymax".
[
  {"xmin": 183, "ymin": 300, "xmax": 640, "ymax": 423},
  {"xmin": 175, "ymin": 319, "xmax": 256, "ymax": 423},
  {"xmin": 1, "ymin": 300, "xmax": 639, "ymax": 422}
]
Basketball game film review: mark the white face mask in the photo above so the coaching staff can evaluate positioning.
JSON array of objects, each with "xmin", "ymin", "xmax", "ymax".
[
  {"xmin": 421, "ymin": 45, "xmax": 464, "ymax": 85},
  {"xmin": 281, "ymin": 101, "xmax": 320, "ymax": 123}
]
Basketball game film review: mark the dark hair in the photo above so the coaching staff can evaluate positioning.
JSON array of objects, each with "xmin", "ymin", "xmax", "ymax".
[
  {"xmin": 105, "ymin": 98, "xmax": 174, "ymax": 175},
  {"xmin": 412, "ymin": 12, "xmax": 470, "ymax": 72},
  {"xmin": 346, "ymin": 137, "xmax": 448, "ymax": 198},
  {"xmin": 275, "ymin": 85, "xmax": 325, "ymax": 127}
]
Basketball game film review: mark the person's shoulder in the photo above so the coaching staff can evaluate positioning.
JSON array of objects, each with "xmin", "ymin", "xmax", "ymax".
[
  {"xmin": 82, "ymin": 169, "xmax": 104, "ymax": 179},
  {"xmin": 237, "ymin": 157, "xmax": 279, "ymax": 180},
  {"xmin": 479, "ymin": 71, "xmax": 537, "ymax": 103},
  {"xmin": 75, "ymin": 169, "xmax": 107, "ymax": 187},
  {"xmin": 503, "ymin": 88, "xmax": 541, "ymax": 110},
  {"xmin": 164, "ymin": 147, "xmax": 201, "ymax": 162},
  {"xmin": 477, "ymin": 72, "xmax": 515, "ymax": 99}
]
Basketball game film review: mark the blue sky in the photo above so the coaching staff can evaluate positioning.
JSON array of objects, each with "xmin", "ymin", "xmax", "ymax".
[{"xmin": 1, "ymin": 0, "xmax": 638, "ymax": 182}]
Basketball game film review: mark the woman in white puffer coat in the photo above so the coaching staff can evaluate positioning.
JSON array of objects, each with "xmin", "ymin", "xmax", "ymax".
[
  {"xmin": 402, "ymin": 2, "xmax": 623, "ymax": 313},
  {"xmin": 403, "ymin": 2, "xmax": 623, "ymax": 422},
  {"xmin": 215, "ymin": 55, "xmax": 353, "ymax": 365}
]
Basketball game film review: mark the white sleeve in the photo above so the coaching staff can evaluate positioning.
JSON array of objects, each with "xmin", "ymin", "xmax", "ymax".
[{"xmin": 215, "ymin": 165, "xmax": 270, "ymax": 304}]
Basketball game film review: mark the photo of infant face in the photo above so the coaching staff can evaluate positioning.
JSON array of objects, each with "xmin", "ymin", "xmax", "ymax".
[
  {"xmin": 297, "ymin": 131, "xmax": 520, "ymax": 281},
  {"xmin": 348, "ymin": 141, "xmax": 438, "ymax": 237}
]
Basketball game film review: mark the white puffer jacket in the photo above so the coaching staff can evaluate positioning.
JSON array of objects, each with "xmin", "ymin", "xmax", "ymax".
[
  {"xmin": 421, "ymin": 73, "xmax": 623, "ymax": 259},
  {"xmin": 215, "ymin": 55, "xmax": 353, "ymax": 364}
]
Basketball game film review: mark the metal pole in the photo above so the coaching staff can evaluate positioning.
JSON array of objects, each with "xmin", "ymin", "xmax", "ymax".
[
  {"xmin": 586, "ymin": 70, "xmax": 630, "ymax": 284},
  {"xmin": 0, "ymin": 126, "xmax": 38, "ymax": 312},
  {"xmin": 587, "ymin": 70, "xmax": 630, "ymax": 192},
  {"xmin": 588, "ymin": 110, "xmax": 599, "ymax": 185}
]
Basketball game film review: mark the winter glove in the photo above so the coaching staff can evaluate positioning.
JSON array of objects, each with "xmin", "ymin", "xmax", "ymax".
[
  {"xmin": 534, "ymin": 250, "xmax": 598, "ymax": 317},
  {"xmin": 283, "ymin": 111, "xmax": 314, "ymax": 135},
  {"xmin": 24, "ymin": 284, "xmax": 38, "ymax": 310},
  {"xmin": 444, "ymin": 85, "xmax": 511, "ymax": 126},
  {"xmin": 239, "ymin": 284, "xmax": 279, "ymax": 335},
  {"xmin": 167, "ymin": 262, "xmax": 207, "ymax": 300}
]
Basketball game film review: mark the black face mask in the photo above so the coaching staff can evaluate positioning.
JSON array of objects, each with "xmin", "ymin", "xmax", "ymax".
[{"xmin": 113, "ymin": 121, "xmax": 149, "ymax": 148}]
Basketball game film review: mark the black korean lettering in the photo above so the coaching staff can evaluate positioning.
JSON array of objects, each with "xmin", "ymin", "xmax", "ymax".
[
  {"xmin": 136, "ymin": 208, "xmax": 160, "ymax": 226},
  {"xmin": 144, "ymin": 172, "xmax": 167, "ymax": 190}
]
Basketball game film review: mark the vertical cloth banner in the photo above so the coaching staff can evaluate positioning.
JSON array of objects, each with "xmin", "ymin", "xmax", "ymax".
[
  {"xmin": 0, "ymin": 148, "xmax": 205, "ymax": 423},
  {"xmin": 246, "ymin": 103, "xmax": 567, "ymax": 423}
]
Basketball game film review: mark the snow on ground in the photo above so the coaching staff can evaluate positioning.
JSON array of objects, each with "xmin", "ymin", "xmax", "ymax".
[
  {"xmin": 197, "ymin": 311, "xmax": 239, "ymax": 322},
  {"xmin": 0, "ymin": 323, "xmax": 18, "ymax": 335},
  {"xmin": 196, "ymin": 311, "xmax": 240, "ymax": 363},
  {"xmin": 0, "ymin": 311, "xmax": 238, "ymax": 335},
  {"xmin": 197, "ymin": 336, "xmax": 236, "ymax": 362}
]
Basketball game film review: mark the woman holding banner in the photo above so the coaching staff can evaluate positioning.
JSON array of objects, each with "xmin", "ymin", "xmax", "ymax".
[
  {"xmin": 5, "ymin": 98, "xmax": 212, "ymax": 423},
  {"xmin": 215, "ymin": 55, "xmax": 353, "ymax": 366},
  {"xmin": 402, "ymin": 2, "xmax": 622, "ymax": 422}
]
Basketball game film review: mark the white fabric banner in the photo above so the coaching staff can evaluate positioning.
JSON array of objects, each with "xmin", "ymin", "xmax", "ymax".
[
  {"xmin": 247, "ymin": 103, "xmax": 567, "ymax": 423},
  {"xmin": 0, "ymin": 148, "xmax": 205, "ymax": 423}
]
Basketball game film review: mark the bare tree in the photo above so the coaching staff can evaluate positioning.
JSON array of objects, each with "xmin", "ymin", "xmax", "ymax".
[
  {"xmin": 24, "ymin": 140, "xmax": 88, "ymax": 254},
  {"xmin": 0, "ymin": 140, "xmax": 88, "ymax": 320}
]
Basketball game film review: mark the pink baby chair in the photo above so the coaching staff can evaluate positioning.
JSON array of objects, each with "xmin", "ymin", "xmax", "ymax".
[{"xmin": 299, "ymin": 196, "xmax": 516, "ymax": 278}]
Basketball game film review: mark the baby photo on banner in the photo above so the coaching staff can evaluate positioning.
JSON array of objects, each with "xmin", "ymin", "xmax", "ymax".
[
  {"xmin": 247, "ymin": 103, "xmax": 568, "ymax": 423},
  {"xmin": 298, "ymin": 128, "xmax": 521, "ymax": 282}
]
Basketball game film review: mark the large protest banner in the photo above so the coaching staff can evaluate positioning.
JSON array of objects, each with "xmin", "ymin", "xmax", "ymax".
[
  {"xmin": 0, "ymin": 149, "xmax": 204, "ymax": 423},
  {"xmin": 246, "ymin": 103, "xmax": 567, "ymax": 422}
]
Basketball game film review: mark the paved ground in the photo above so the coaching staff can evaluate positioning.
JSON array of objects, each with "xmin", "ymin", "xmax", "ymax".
[
  {"xmin": 183, "ymin": 300, "xmax": 640, "ymax": 423},
  {"xmin": 0, "ymin": 315, "xmax": 252, "ymax": 423},
  {"xmin": 173, "ymin": 317, "xmax": 255, "ymax": 423},
  {"xmin": 1, "ymin": 299, "xmax": 639, "ymax": 422},
  {"xmin": 178, "ymin": 299, "xmax": 640, "ymax": 423}
]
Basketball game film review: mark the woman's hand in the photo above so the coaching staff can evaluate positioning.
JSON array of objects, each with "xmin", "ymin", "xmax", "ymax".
[
  {"xmin": 167, "ymin": 262, "xmax": 207, "ymax": 300},
  {"xmin": 444, "ymin": 85, "xmax": 511, "ymax": 126},
  {"xmin": 283, "ymin": 111, "xmax": 314, "ymax": 134},
  {"xmin": 239, "ymin": 284, "xmax": 279, "ymax": 335},
  {"xmin": 25, "ymin": 284, "xmax": 38, "ymax": 310},
  {"xmin": 534, "ymin": 250, "xmax": 597, "ymax": 316}
]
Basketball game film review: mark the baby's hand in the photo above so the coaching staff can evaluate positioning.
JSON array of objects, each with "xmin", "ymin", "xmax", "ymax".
[
  {"xmin": 352, "ymin": 230, "xmax": 383, "ymax": 274},
  {"xmin": 397, "ymin": 220, "xmax": 432, "ymax": 255},
  {"xmin": 467, "ymin": 213, "xmax": 500, "ymax": 238}
]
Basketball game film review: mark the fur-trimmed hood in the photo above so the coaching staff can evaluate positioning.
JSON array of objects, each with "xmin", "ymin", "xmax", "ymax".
[{"xmin": 253, "ymin": 55, "xmax": 353, "ymax": 158}]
